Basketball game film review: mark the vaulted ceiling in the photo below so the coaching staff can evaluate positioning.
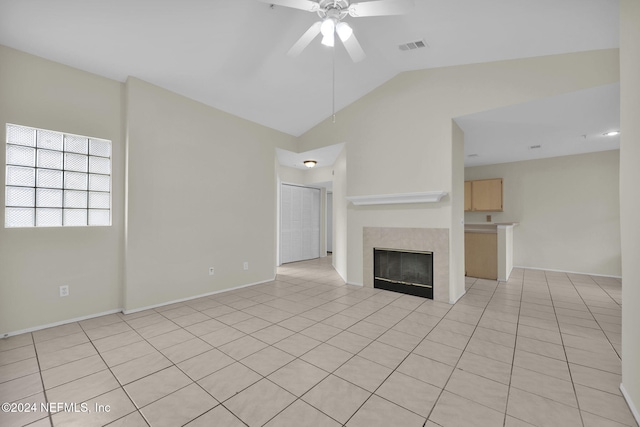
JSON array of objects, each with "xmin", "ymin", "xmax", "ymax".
[{"xmin": 0, "ymin": 0, "xmax": 620, "ymax": 164}]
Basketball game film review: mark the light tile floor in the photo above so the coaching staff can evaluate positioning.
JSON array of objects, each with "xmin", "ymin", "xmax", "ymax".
[{"xmin": 0, "ymin": 256, "xmax": 637, "ymax": 427}]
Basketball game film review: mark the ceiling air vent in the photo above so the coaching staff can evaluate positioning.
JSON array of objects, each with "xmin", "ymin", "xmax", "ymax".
[
  {"xmin": 529, "ymin": 145, "xmax": 542, "ymax": 150},
  {"xmin": 467, "ymin": 154, "xmax": 479, "ymax": 157},
  {"xmin": 399, "ymin": 40, "xmax": 427, "ymax": 51}
]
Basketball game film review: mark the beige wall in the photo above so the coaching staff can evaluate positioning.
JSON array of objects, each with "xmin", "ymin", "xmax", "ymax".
[
  {"xmin": 0, "ymin": 47, "xmax": 298, "ymax": 333},
  {"xmin": 451, "ymin": 121, "xmax": 466, "ymax": 301},
  {"xmin": 277, "ymin": 165, "xmax": 305, "ymax": 185},
  {"xmin": 124, "ymin": 77, "xmax": 296, "ymax": 311},
  {"xmin": 276, "ymin": 165, "xmax": 333, "ymax": 187},
  {"xmin": 620, "ymin": 0, "xmax": 640, "ymax": 420},
  {"xmin": 0, "ymin": 46, "xmax": 124, "ymax": 334},
  {"xmin": 332, "ymin": 147, "xmax": 348, "ymax": 281},
  {"xmin": 304, "ymin": 165, "xmax": 333, "ymax": 186},
  {"xmin": 298, "ymin": 50, "xmax": 620, "ymax": 290},
  {"xmin": 465, "ymin": 150, "xmax": 621, "ymax": 277}
]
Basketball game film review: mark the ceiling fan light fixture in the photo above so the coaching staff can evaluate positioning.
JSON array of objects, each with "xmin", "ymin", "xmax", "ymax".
[
  {"xmin": 336, "ymin": 21, "xmax": 353, "ymax": 41},
  {"xmin": 321, "ymin": 32, "xmax": 335, "ymax": 47},
  {"xmin": 320, "ymin": 18, "xmax": 335, "ymax": 37},
  {"xmin": 320, "ymin": 18, "xmax": 336, "ymax": 46},
  {"xmin": 304, "ymin": 160, "xmax": 318, "ymax": 168}
]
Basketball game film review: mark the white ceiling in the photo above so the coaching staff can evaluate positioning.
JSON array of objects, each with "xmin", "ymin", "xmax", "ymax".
[
  {"xmin": 457, "ymin": 83, "xmax": 621, "ymax": 167},
  {"xmin": 0, "ymin": 0, "xmax": 619, "ymax": 140},
  {"xmin": 277, "ymin": 143, "xmax": 345, "ymax": 170}
]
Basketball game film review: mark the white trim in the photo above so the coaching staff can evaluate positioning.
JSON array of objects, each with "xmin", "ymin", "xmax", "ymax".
[
  {"xmin": 334, "ymin": 267, "xmax": 347, "ymax": 283},
  {"xmin": 123, "ymin": 277, "xmax": 275, "ymax": 314},
  {"xmin": 1, "ymin": 278, "xmax": 278, "ymax": 337},
  {"xmin": 346, "ymin": 191, "xmax": 447, "ymax": 206},
  {"xmin": 620, "ymin": 383, "xmax": 640, "ymax": 425},
  {"xmin": 449, "ymin": 290, "xmax": 466, "ymax": 305},
  {"xmin": 2, "ymin": 309, "xmax": 122, "ymax": 338},
  {"xmin": 347, "ymin": 281, "xmax": 363, "ymax": 287},
  {"xmin": 513, "ymin": 265, "xmax": 622, "ymax": 279}
]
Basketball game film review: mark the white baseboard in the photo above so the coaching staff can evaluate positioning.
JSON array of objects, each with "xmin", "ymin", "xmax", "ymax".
[
  {"xmin": 347, "ymin": 282, "xmax": 363, "ymax": 287},
  {"xmin": 513, "ymin": 265, "xmax": 622, "ymax": 279},
  {"xmin": 2, "ymin": 277, "xmax": 276, "ymax": 337},
  {"xmin": 2, "ymin": 309, "xmax": 123, "ymax": 338},
  {"xmin": 449, "ymin": 290, "xmax": 466, "ymax": 305},
  {"xmin": 334, "ymin": 268, "xmax": 347, "ymax": 284},
  {"xmin": 620, "ymin": 383, "xmax": 640, "ymax": 425},
  {"xmin": 123, "ymin": 277, "xmax": 276, "ymax": 315}
]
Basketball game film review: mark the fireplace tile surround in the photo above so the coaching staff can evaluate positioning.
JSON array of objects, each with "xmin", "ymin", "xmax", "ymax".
[{"xmin": 363, "ymin": 227, "xmax": 450, "ymax": 303}]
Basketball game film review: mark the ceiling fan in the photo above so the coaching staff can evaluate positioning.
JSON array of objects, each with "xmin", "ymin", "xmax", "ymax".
[{"xmin": 261, "ymin": 0, "xmax": 414, "ymax": 62}]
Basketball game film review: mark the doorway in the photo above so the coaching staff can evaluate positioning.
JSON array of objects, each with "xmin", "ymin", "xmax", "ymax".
[{"xmin": 280, "ymin": 184, "xmax": 321, "ymax": 264}]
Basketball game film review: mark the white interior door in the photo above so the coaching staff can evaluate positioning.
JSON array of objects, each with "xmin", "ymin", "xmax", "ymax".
[
  {"xmin": 327, "ymin": 192, "xmax": 333, "ymax": 252},
  {"xmin": 280, "ymin": 184, "xmax": 320, "ymax": 264}
]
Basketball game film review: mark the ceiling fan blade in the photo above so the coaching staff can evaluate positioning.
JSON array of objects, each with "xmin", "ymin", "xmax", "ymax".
[
  {"xmin": 341, "ymin": 32, "xmax": 366, "ymax": 63},
  {"xmin": 287, "ymin": 21, "xmax": 322, "ymax": 57},
  {"xmin": 257, "ymin": 0, "xmax": 320, "ymax": 12},
  {"xmin": 348, "ymin": 0, "xmax": 414, "ymax": 17}
]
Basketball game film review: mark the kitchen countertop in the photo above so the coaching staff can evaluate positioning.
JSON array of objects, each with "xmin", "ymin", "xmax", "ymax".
[{"xmin": 465, "ymin": 223, "xmax": 519, "ymax": 233}]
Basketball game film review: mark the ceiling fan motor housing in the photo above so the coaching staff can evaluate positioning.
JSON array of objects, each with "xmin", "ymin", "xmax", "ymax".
[{"xmin": 317, "ymin": 0, "xmax": 350, "ymax": 20}]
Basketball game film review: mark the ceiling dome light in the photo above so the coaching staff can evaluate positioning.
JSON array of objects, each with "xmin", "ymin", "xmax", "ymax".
[
  {"xmin": 304, "ymin": 160, "xmax": 317, "ymax": 168},
  {"xmin": 336, "ymin": 22, "xmax": 353, "ymax": 41},
  {"xmin": 603, "ymin": 131, "xmax": 620, "ymax": 136}
]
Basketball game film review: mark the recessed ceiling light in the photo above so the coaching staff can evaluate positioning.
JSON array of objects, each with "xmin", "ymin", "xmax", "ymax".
[
  {"xmin": 603, "ymin": 131, "xmax": 620, "ymax": 136},
  {"xmin": 303, "ymin": 160, "xmax": 317, "ymax": 168}
]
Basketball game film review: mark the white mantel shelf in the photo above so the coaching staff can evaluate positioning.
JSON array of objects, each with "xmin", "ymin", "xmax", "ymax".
[{"xmin": 346, "ymin": 191, "xmax": 448, "ymax": 206}]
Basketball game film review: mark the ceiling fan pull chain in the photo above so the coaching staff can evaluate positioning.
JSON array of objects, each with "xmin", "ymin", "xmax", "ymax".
[{"xmin": 332, "ymin": 43, "xmax": 336, "ymax": 123}]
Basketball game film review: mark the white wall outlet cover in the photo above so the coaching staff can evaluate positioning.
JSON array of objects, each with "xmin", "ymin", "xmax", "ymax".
[
  {"xmin": 59, "ymin": 286, "xmax": 69, "ymax": 297},
  {"xmin": 209, "ymin": 267, "xmax": 215, "ymax": 276},
  {"xmin": 243, "ymin": 262, "xmax": 249, "ymax": 270}
]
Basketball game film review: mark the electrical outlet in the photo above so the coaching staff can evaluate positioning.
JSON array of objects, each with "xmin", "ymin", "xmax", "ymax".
[
  {"xmin": 209, "ymin": 267, "xmax": 215, "ymax": 276},
  {"xmin": 59, "ymin": 285, "xmax": 69, "ymax": 297},
  {"xmin": 243, "ymin": 262, "xmax": 249, "ymax": 271}
]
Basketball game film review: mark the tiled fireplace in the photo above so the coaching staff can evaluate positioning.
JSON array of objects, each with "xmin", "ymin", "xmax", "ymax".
[{"xmin": 363, "ymin": 227, "xmax": 449, "ymax": 303}]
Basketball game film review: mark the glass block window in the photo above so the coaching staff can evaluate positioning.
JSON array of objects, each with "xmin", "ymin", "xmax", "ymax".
[{"xmin": 5, "ymin": 124, "xmax": 111, "ymax": 228}]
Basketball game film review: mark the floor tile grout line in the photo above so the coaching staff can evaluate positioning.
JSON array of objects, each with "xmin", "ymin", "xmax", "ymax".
[
  {"xmin": 255, "ymin": 284, "xmax": 433, "ymax": 426},
  {"xmin": 565, "ymin": 274, "xmax": 622, "ymax": 359},
  {"xmin": 99, "ymin": 265, "xmax": 397, "ymax": 427},
  {"xmin": 10, "ymin": 261, "xmax": 626, "ymax": 427},
  {"xmin": 30, "ymin": 331, "xmax": 54, "ymax": 427},
  {"xmin": 78, "ymin": 318, "xmax": 152, "ymax": 427},
  {"xmin": 511, "ymin": 274, "xmax": 630, "ymax": 412},
  {"xmin": 338, "ymin": 287, "xmax": 488, "ymax": 425},
  {"xmin": 542, "ymin": 271, "xmax": 586, "ymax": 427},
  {"xmin": 115, "ymin": 308, "xmax": 272, "ymax": 426},
  {"xmin": 97, "ymin": 303, "xmax": 267, "ymax": 425},
  {"xmin": 562, "ymin": 275, "xmax": 638, "ymax": 426},
  {"xmin": 10, "ymin": 261, "xmax": 341, "ymax": 426},
  {"xmin": 589, "ymin": 276, "xmax": 623, "ymax": 307},
  {"xmin": 414, "ymin": 277, "xmax": 507, "ymax": 425},
  {"xmin": 502, "ymin": 270, "xmax": 525, "ymax": 427},
  {"xmin": 249, "ymin": 283, "xmax": 448, "ymax": 426},
  {"xmin": 0, "ymin": 356, "xmax": 43, "ymax": 388},
  {"xmin": 240, "ymin": 274, "xmax": 448, "ymax": 424}
]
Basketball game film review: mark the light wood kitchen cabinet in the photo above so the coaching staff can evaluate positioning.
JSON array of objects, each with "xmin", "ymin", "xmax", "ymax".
[
  {"xmin": 465, "ymin": 232, "xmax": 498, "ymax": 280},
  {"xmin": 464, "ymin": 178, "xmax": 503, "ymax": 212},
  {"xmin": 464, "ymin": 181, "xmax": 472, "ymax": 211}
]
